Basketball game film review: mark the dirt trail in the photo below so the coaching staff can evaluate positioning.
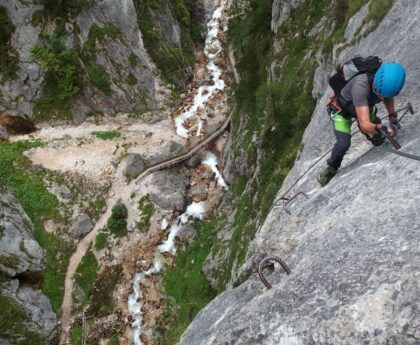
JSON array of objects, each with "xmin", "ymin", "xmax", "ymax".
[{"xmin": 58, "ymin": 113, "xmax": 231, "ymax": 344}]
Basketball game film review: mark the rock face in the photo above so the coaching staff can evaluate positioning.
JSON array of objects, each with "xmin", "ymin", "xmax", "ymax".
[
  {"xmin": 178, "ymin": 1, "xmax": 420, "ymax": 344},
  {"xmin": 72, "ymin": 213, "xmax": 94, "ymax": 237},
  {"xmin": 0, "ymin": 0, "xmax": 204, "ymax": 119},
  {"xmin": 1, "ymin": 280, "xmax": 57, "ymax": 342},
  {"xmin": 125, "ymin": 153, "xmax": 145, "ymax": 180},
  {"xmin": 0, "ymin": 0, "xmax": 43, "ymax": 117},
  {"xmin": 0, "ymin": 185, "xmax": 44, "ymax": 276},
  {"xmin": 148, "ymin": 168, "xmax": 190, "ymax": 211},
  {"xmin": 0, "ymin": 186, "xmax": 57, "ymax": 343}
]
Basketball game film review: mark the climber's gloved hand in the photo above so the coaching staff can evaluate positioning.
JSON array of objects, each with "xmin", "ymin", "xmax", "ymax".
[{"xmin": 371, "ymin": 125, "xmax": 386, "ymax": 146}]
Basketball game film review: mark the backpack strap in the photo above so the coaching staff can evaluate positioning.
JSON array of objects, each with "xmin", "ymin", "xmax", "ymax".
[{"xmin": 336, "ymin": 72, "xmax": 377, "ymax": 118}]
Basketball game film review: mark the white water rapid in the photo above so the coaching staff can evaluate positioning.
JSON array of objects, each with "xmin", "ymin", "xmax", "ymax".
[
  {"xmin": 128, "ymin": 2, "xmax": 229, "ymax": 343},
  {"xmin": 174, "ymin": 0, "xmax": 228, "ymax": 138},
  {"xmin": 128, "ymin": 150, "xmax": 228, "ymax": 344}
]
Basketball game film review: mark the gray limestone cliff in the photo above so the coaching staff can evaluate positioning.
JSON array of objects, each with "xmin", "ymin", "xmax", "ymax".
[
  {"xmin": 0, "ymin": 0, "xmax": 206, "ymax": 121},
  {"xmin": 0, "ymin": 185, "xmax": 57, "ymax": 344},
  {"xmin": 178, "ymin": 0, "xmax": 420, "ymax": 344},
  {"xmin": 0, "ymin": 184, "xmax": 44, "ymax": 276}
]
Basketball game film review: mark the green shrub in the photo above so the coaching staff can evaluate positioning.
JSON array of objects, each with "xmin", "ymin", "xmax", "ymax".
[
  {"xmin": 92, "ymin": 131, "xmax": 121, "ymax": 140},
  {"xmin": 31, "ymin": 31, "xmax": 82, "ymax": 121},
  {"xmin": 85, "ymin": 64, "xmax": 112, "ymax": 95},
  {"xmin": 107, "ymin": 203, "xmax": 127, "ymax": 237},
  {"xmin": 128, "ymin": 52, "xmax": 138, "ymax": 66},
  {"xmin": 127, "ymin": 73, "xmax": 137, "ymax": 85},
  {"xmin": 137, "ymin": 195, "xmax": 154, "ymax": 230},
  {"xmin": 94, "ymin": 232, "xmax": 108, "ymax": 250},
  {"xmin": 88, "ymin": 265, "xmax": 122, "ymax": 317},
  {"xmin": 132, "ymin": 0, "xmax": 200, "ymax": 88},
  {"xmin": 74, "ymin": 250, "xmax": 99, "ymax": 302},
  {"xmin": 42, "ymin": 0, "xmax": 92, "ymax": 19}
]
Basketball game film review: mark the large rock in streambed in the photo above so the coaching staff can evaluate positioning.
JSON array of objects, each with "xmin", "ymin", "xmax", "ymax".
[
  {"xmin": 0, "ymin": 185, "xmax": 44, "ymax": 277},
  {"xmin": 148, "ymin": 168, "xmax": 190, "ymax": 211}
]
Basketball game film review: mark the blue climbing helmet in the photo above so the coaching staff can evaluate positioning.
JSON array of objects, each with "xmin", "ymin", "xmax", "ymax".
[{"xmin": 374, "ymin": 62, "xmax": 406, "ymax": 98}]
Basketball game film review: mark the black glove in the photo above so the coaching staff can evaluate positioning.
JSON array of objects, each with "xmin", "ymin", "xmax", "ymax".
[{"xmin": 371, "ymin": 126, "xmax": 386, "ymax": 146}]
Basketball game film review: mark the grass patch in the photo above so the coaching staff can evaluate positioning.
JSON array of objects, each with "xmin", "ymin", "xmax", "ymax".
[
  {"xmin": 158, "ymin": 218, "xmax": 221, "ymax": 344},
  {"xmin": 88, "ymin": 265, "xmax": 122, "ymax": 317},
  {"xmin": 94, "ymin": 231, "xmax": 108, "ymax": 250},
  {"xmin": 0, "ymin": 140, "xmax": 73, "ymax": 311},
  {"xmin": 107, "ymin": 203, "xmax": 127, "ymax": 237},
  {"xmin": 74, "ymin": 250, "xmax": 99, "ymax": 302},
  {"xmin": 137, "ymin": 195, "xmax": 154, "ymax": 230},
  {"xmin": 366, "ymin": 0, "xmax": 394, "ymax": 24},
  {"xmin": 92, "ymin": 130, "xmax": 121, "ymax": 140},
  {"xmin": 70, "ymin": 324, "xmax": 83, "ymax": 345}
]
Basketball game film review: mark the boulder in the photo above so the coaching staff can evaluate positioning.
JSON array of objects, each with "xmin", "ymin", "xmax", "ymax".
[
  {"xmin": 125, "ymin": 153, "xmax": 145, "ymax": 179},
  {"xmin": 72, "ymin": 213, "xmax": 94, "ymax": 237},
  {"xmin": 176, "ymin": 224, "xmax": 198, "ymax": 244},
  {"xmin": 189, "ymin": 185, "xmax": 208, "ymax": 202},
  {"xmin": 148, "ymin": 168, "xmax": 190, "ymax": 211}
]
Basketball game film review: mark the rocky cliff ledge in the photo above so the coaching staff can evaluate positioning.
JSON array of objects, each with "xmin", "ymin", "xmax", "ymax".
[{"xmin": 178, "ymin": 1, "xmax": 420, "ymax": 344}]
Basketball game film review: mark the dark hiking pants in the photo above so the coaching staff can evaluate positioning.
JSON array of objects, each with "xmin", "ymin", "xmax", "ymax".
[{"xmin": 326, "ymin": 106, "xmax": 378, "ymax": 170}]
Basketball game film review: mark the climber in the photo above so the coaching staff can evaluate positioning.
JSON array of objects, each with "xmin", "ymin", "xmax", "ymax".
[{"xmin": 317, "ymin": 59, "xmax": 406, "ymax": 186}]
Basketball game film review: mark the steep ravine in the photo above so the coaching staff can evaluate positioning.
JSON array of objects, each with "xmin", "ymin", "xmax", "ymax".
[
  {"xmin": 2, "ymin": 1, "xmax": 232, "ymax": 345},
  {"xmin": 177, "ymin": 0, "xmax": 420, "ymax": 344}
]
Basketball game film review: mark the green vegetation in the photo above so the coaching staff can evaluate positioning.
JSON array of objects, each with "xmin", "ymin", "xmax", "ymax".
[
  {"xmin": 81, "ymin": 24, "xmax": 122, "ymax": 95},
  {"xmin": 70, "ymin": 325, "xmax": 83, "ymax": 345},
  {"xmin": 129, "ymin": 52, "xmax": 138, "ymax": 66},
  {"xmin": 41, "ymin": 0, "xmax": 92, "ymax": 19},
  {"xmin": 132, "ymin": 0, "xmax": 201, "ymax": 87},
  {"xmin": 107, "ymin": 203, "xmax": 128, "ymax": 237},
  {"xmin": 0, "ymin": 140, "xmax": 73, "ymax": 311},
  {"xmin": 31, "ymin": 23, "xmax": 121, "ymax": 121},
  {"xmin": 137, "ymin": 195, "xmax": 154, "ymax": 230},
  {"xmin": 74, "ymin": 250, "xmax": 99, "ymax": 302},
  {"xmin": 0, "ymin": 296, "xmax": 44, "ymax": 344},
  {"xmin": 0, "ymin": 254, "xmax": 19, "ymax": 270},
  {"xmin": 95, "ymin": 231, "xmax": 108, "ymax": 250},
  {"xmin": 158, "ymin": 218, "xmax": 221, "ymax": 344},
  {"xmin": 0, "ymin": 6, "xmax": 19, "ymax": 82},
  {"xmin": 31, "ymin": 30, "xmax": 82, "ymax": 121},
  {"xmin": 127, "ymin": 73, "xmax": 138, "ymax": 86},
  {"xmin": 216, "ymin": 0, "xmax": 369, "ymax": 287},
  {"xmin": 365, "ymin": 0, "xmax": 394, "ymax": 28},
  {"xmin": 92, "ymin": 130, "xmax": 121, "ymax": 140},
  {"xmin": 88, "ymin": 196, "xmax": 106, "ymax": 219},
  {"xmin": 88, "ymin": 265, "xmax": 122, "ymax": 317}
]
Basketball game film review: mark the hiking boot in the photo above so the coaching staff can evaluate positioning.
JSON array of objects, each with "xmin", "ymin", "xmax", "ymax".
[{"xmin": 317, "ymin": 166, "xmax": 337, "ymax": 187}]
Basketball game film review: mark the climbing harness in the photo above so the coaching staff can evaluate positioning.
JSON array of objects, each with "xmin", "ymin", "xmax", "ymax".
[{"xmin": 258, "ymin": 256, "xmax": 291, "ymax": 290}]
